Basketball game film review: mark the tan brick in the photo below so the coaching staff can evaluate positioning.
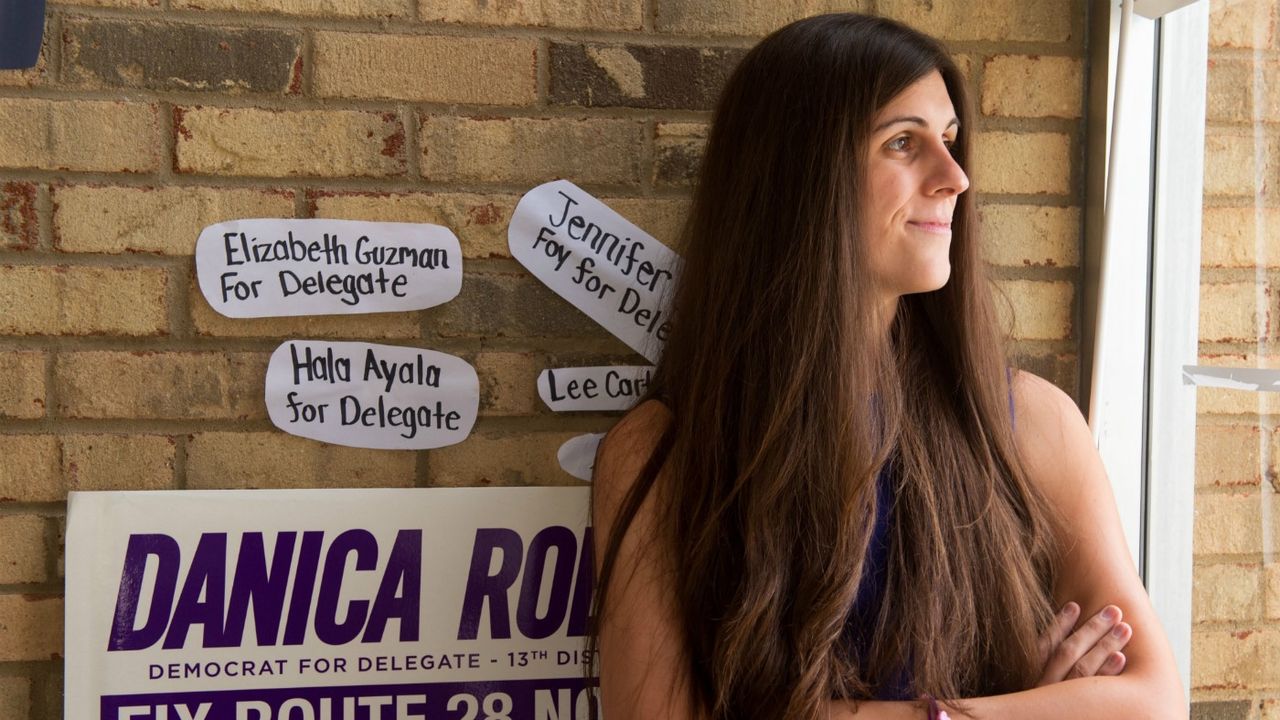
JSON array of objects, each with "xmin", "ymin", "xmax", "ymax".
[
  {"xmin": 653, "ymin": 121, "xmax": 706, "ymax": 188},
  {"xmin": 428, "ymin": 431, "xmax": 601, "ymax": 486},
  {"xmin": 1265, "ymin": 699, "xmax": 1280, "ymax": 720},
  {"xmin": 981, "ymin": 56, "xmax": 1084, "ymax": 119},
  {"xmin": 419, "ymin": 116, "xmax": 643, "ymax": 185},
  {"xmin": 604, "ymin": 197, "xmax": 691, "ymax": 250},
  {"xmin": 426, "ymin": 0, "xmax": 641, "ymax": 30},
  {"xmin": 1206, "ymin": 58, "xmax": 1280, "ymax": 125},
  {"xmin": 880, "ymin": 0, "xmax": 1074, "ymax": 43},
  {"xmin": 175, "ymin": 107, "xmax": 405, "ymax": 178},
  {"xmin": 0, "ymin": 352, "xmax": 45, "ymax": 419},
  {"xmin": 1193, "ymin": 563, "xmax": 1261, "ymax": 623},
  {"xmin": 315, "ymin": 32, "xmax": 537, "ymax": 105},
  {"xmin": 54, "ymin": 185, "xmax": 295, "ymax": 255},
  {"xmin": 191, "ymin": 283, "xmax": 420, "ymax": 338},
  {"xmin": 0, "ymin": 99, "xmax": 159, "ymax": 173},
  {"xmin": 1191, "ymin": 628, "xmax": 1280, "ymax": 690},
  {"xmin": 0, "ymin": 595, "xmax": 62, "ymax": 661},
  {"xmin": 63, "ymin": 435, "xmax": 175, "ymax": 491},
  {"xmin": 0, "ymin": 676, "xmax": 29, "ymax": 720},
  {"xmin": 171, "ymin": 0, "xmax": 407, "ymax": 17},
  {"xmin": 186, "ymin": 432, "xmax": 415, "ymax": 489},
  {"xmin": 973, "ymin": 132, "xmax": 1071, "ymax": 196},
  {"xmin": 1202, "ymin": 206, "xmax": 1280, "ymax": 267},
  {"xmin": 1200, "ymin": 282, "xmax": 1263, "ymax": 343},
  {"xmin": 0, "ymin": 266, "xmax": 168, "ymax": 336},
  {"xmin": 1196, "ymin": 424, "xmax": 1266, "ymax": 488},
  {"xmin": 1204, "ymin": 129, "xmax": 1273, "ymax": 198},
  {"xmin": 310, "ymin": 191, "xmax": 515, "ymax": 259},
  {"xmin": 653, "ymin": 0, "xmax": 868, "ymax": 36},
  {"xmin": 979, "ymin": 205, "xmax": 1079, "ymax": 268},
  {"xmin": 1, "ymin": 182, "xmax": 38, "ymax": 250},
  {"xmin": 0, "ymin": 436, "xmax": 61, "ymax": 503},
  {"xmin": 0, "ymin": 516, "xmax": 47, "ymax": 584},
  {"xmin": 1194, "ymin": 492, "xmax": 1267, "ymax": 555},
  {"xmin": 1266, "ymin": 562, "xmax": 1280, "ymax": 620},
  {"xmin": 995, "ymin": 280, "xmax": 1073, "ymax": 341},
  {"xmin": 1209, "ymin": 0, "xmax": 1276, "ymax": 49},
  {"xmin": 55, "ymin": 351, "xmax": 266, "ymax": 420},
  {"xmin": 476, "ymin": 353, "xmax": 540, "ymax": 416}
]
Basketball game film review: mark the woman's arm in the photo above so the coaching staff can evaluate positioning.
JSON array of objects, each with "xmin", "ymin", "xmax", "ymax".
[
  {"xmin": 833, "ymin": 371, "xmax": 1185, "ymax": 719},
  {"xmin": 593, "ymin": 400, "xmax": 703, "ymax": 719}
]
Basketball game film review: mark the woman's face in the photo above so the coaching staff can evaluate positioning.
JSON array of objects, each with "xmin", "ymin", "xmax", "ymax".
[{"xmin": 862, "ymin": 70, "xmax": 969, "ymax": 306}]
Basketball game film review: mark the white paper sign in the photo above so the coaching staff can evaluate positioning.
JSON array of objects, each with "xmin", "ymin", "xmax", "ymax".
[
  {"xmin": 266, "ymin": 340, "xmax": 478, "ymax": 450},
  {"xmin": 196, "ymin": 218, "xmax": 462, "ymax": 318},
  {"xmin": 508, "ymin": 180, "xmax": 682, "ymax": 363},
  {"xmin": 538, "ymin": 366, "xmax": 653, "ymax": 412},
  {"xmin": 558, "ymin": 433, "xmax": 605, "ymax": 482},
  {"xmin": 66, "ymin": 487, "xmax": 599, "ymax": 719}
]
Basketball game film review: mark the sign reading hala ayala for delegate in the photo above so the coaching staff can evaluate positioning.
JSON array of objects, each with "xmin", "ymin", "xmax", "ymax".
[
  {"xmin": 196, "ymin": 219, "xmax": 463, "ymax": 318},
  {"xmin": 67, "ymin": 488, "xmax": 598, "ymax": 720},
  {"xmin": 265, "ymin": 340, "xmax": 479, "ymax": 450},
  {"xmin": 508, "ymin": 181, "xmax": 682, "ymax": 364}
]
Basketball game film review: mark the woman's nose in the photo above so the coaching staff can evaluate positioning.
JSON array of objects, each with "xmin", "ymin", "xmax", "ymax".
[{"xmin": 928, "ymin": 144, "xmax": 970, "ymax": 196}]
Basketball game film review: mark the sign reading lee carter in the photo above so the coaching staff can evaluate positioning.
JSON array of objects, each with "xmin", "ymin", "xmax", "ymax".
[
  {"xmin": 266, "ymin": 340, "xmax": 478, "ymax": 450},
  {"xmin": 66, "ymin": 488, "xmax": 598, "ymax": 720},
  {"xmin": 508, "ymin": 181, "xmax": 682, "ymax": 363},
  {"xmin": 196, "ymin": 219, "xmax": 462, "ymax": 318}
]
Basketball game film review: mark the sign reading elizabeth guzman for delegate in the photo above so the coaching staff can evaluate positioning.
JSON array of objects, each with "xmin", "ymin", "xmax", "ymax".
[
  {"xmin": 266, "ymin": 340, "xmax": 478, "ymax": 450},
  {"xmin": 196, "ymin": 219, "xmax": 462, "ymax": 318},
  {"xmin": 67, "ymin": 488, "xmax": 599, "ymax": 720},
  {"xmin": 509, "ymin": 181, "xmax": 682, "ymax": 364}
]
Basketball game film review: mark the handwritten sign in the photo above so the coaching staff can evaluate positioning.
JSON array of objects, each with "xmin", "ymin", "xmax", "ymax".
[
  {"xmin": 66, "ymin": 487, "xmax": 599, "ymax": 719},
  {"xmin": 265, "ymin": 340, "xmax": 478, "ymax": 450},
  {"xmin": 558, "ymin": 433, "xmax": 605, "ymax": 482},
  {"xmin": 196, "ymin": 219, "xmax": 462, "ymax": 318},
  {"xmin": 537, "ymin": 366, "xmax": 652, "ymax": 412},
  {"xmin": 508, "ymin": 181, "xmax": 682, "ymax": 363}
]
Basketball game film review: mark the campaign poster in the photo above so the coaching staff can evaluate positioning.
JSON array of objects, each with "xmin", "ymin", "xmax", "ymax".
[{"xmin": 66, "ymin": 488, "xmax": 598, "ymax": 720}]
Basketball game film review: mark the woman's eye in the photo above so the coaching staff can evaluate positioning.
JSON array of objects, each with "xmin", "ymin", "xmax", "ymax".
[{"xmin": 887, "ymin": 136, "xmax": 912, "ymax": 152}]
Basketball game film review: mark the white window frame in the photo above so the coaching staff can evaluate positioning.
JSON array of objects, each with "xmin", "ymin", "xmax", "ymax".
[{"xmin": 1083, "ymin": 0, "xmax": 1207, "ymax": 705}]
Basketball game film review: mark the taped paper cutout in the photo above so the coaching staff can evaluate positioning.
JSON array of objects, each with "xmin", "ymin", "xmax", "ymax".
[
  {"xmin": 509, "ymin": 180, "xmax": 682, "ymax": 363},
  {"xmin": 1182, "ymin": 365, "xmax": 1280, "ymax": 392},
  {"xmin": 558, "ymin": 433, "xmax": 606, "ymax": 482},
  {"xmin": 538, "ymin": 365, "xmax": 653, "ymax": 412},
  {"xmin": 266, "ymin": 340, "xmax": 478, "ymax": 450},
  {"xmin": 197, "ymin": 218, "xmax": 462, "ymax": 318}
]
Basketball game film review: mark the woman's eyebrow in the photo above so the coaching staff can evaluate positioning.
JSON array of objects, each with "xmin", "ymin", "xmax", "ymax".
[{"xmin": 872, "ymin": 115, "xmax": 961, "ymax": 133}]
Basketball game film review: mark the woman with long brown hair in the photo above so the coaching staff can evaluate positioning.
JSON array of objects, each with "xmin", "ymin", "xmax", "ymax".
[{"xmin": 588, "ymin": 12, "xmax": 1183, "ymax": 720}]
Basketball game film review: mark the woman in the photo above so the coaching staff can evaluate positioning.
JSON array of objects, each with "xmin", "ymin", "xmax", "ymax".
[{"xmin": 588, "ymin": 13, "xmax": 1184, "ymax": 720}]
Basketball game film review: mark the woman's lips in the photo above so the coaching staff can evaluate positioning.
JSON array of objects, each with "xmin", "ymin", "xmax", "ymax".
[{"xmin": 908, "ymin": 221, "xmax": 952, "ymax": 234}]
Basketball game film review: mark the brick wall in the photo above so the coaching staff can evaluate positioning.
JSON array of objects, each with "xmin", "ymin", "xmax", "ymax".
[
  {"xmin": 0, "ymin": 0, "xmax": 1085, "ymax": 715},
  {"xmin": 1193, "ymin": 1, "xmax": 1280, "ymax": 718}
]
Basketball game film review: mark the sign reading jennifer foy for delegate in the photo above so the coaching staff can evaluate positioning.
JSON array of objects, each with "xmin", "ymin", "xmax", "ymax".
[
  {"xmin": 508, "ymin": 180, "xmax": 682, "ymax": 363},
  {"xmin": 66, "ymin": 488, "xmax": 598, "ymax": 720},
  {"xmin": 196, "ymin": 219, "xmax": 462, "ymax": 318},
  {"xmin": 265, "ymin": 340, "xmax": 478, "ymax": 450}
]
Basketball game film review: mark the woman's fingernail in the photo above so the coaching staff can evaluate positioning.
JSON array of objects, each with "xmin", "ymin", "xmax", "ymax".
[
  {"xmin": 1111, "ymin": 623, "xmax": 1127, "ymax": 638},
  {"xmin": 1102, "ymin": 605, "xmax": 1120, "ymax": 621},
  {"xmin": 1064, "ymin": 602, "xmax": 1079, "ymax": 616}
]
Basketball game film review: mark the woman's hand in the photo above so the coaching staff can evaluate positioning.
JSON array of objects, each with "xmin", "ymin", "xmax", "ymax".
[{"xmin": 1035, "ymin": 602, "xmax": 1132, "ymax": 686}]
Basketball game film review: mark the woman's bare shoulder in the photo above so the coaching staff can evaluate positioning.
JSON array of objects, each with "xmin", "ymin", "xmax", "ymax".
[
  {"xmin": 593, "ymin": 399, "xmax": 674, "ymax": 517},
  {"xmin": 1009, "ymin": 369, "xmax": 1101, "ymax": 502}
]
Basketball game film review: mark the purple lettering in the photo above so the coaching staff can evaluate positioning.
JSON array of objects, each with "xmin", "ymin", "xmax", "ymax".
[
  {"xmin": 457, "ymin": 529, "xmax": 522, "ymax": 640},
  {"xmin": 361, "ymin": 529, "xmax": 422, "ymax": 642},
  {"xmin": 163, "ymin": 533, "xmax": 228, "ymax": 649},
  {"xmin": 315, "ymin": 529, "xmax": 376, "ymax": 645},
  {"xmin": 108, "ymin": 534, "xmax": 181, "ymax": 651},
  {"xmin": 517, "ymin": 526, "xmax": 577, "ymax": 640}
]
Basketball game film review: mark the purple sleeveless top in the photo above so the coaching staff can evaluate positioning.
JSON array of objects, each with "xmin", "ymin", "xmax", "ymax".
[{"xmin": 842, "ymin": 375, "xmax": 1017, "ymax": 699}]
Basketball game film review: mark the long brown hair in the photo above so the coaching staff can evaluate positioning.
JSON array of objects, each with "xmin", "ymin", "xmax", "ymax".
[{"xmin": 589, "ymin": 13, "xmax": 1060, "ymax": 719}]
